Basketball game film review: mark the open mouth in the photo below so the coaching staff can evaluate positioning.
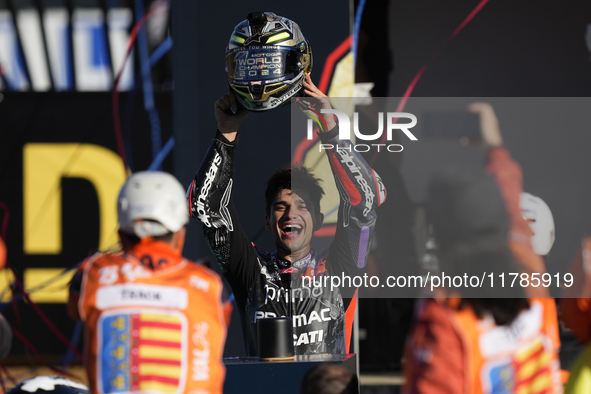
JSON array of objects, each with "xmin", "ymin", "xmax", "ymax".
[{"xmin": 281, "ymin": 223, "xmax": 303, "ymax": 238}]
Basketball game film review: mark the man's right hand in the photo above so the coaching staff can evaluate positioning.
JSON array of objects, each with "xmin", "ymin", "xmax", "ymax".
[
  {"xmin": 215, "ymin": 92, "xmax": 249, "ymax": 142},
  {"xmin": 468, "ymin": 102, "xmax": 504, "ymax": 148}
]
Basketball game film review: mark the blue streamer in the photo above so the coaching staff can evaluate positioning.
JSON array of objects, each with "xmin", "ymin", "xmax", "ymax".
[
  {"xmin": 147, "ymin": 36, "xmax": 173, "ymax": 67},
  {"xmin": 352, "ymin": 0, "xmax": 367, "ymax": 69},
  {"xmin": 147, "ymin": 136, "xmax": 175, "ymax": 171},
  {"xmin": 62, "ymin": 322, "xmax": 83, "ymax": 369},
  {"xmin": 134, "ymin": 0, "xmax": 162, "ymax": 165}
]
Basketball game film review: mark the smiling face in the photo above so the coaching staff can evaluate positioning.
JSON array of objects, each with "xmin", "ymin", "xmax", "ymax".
[{"xmin": 265, "ymin": 189, "xmax": 323, "ymax": 261}]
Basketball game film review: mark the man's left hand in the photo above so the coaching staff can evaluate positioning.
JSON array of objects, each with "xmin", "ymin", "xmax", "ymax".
[{"xmin": 300, "ymin": 75, "xmax": 337, "ymax": 131}]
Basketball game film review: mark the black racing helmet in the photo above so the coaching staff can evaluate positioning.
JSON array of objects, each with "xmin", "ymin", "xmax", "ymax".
[
  {"xmin": 7, "ymin": 376, "xmax": 89, "ymax": 394},
  {"xmin": 226, "ymin": 12, "xmax": 313, "ymax": 112}
]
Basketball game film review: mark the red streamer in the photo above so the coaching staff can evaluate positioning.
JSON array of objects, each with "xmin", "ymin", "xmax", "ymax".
[{"xmin": 369, "ymin": 0, "xmax": 491, "ymax": 165}]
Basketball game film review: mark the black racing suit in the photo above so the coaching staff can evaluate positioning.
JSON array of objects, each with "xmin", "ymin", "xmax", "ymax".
[{"xmin": 187, "ymin": 127, "xmax": 386, "ymax": 356}]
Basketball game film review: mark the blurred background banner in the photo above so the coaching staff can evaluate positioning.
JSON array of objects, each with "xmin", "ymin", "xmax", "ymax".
[{"xmin": 0, "ymin": 0, "xmax": 171, "ymax": 92}]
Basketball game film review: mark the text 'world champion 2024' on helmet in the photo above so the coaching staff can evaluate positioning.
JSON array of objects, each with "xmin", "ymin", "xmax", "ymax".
[{"xmin": 226, "ymin": 12, "xmax": 312, "ymax": 112}]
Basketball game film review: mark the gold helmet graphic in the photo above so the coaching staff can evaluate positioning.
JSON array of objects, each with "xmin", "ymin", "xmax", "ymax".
[{"xmin": 226, "ymin": 12, "xmax": 313, "ymax": 112}]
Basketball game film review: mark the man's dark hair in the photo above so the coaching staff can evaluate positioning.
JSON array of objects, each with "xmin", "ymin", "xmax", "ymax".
[
  {"xmin": 265, "ymin": 164, "xmax": 324, "ymax": 217},
  {"xmin": 300, "ymin": 364, "xmax": 358, "ymax": 394},
  {"xmin": 119, "ymin": 230, "xmax": 175, "ymax": 247},
  {"xmin": 123, "ymin": 231, "xmax": 174, "ymax": 245},
  {"xmin": 428, "ymin": 169, "xmax": 530, "ymax": 326}
]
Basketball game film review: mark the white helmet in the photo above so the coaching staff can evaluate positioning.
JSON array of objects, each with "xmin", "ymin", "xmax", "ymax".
[
  {"xmin": 520, "ymin": 192, "xmax": 555, "ymax": 256},
  {"xmin": 118, "ymin": 171, "xmax": 189, "ymax": 238}
]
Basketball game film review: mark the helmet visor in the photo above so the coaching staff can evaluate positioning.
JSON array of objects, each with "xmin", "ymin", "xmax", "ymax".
[{"xmin": 227, "ymin": 46, "xmax": 298, "ymax": 85}]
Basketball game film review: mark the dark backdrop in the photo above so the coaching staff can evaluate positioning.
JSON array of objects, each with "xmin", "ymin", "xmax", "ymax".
[{"xmin": 387, "ymin": 0, "xmax": 591, "ymax": 276}]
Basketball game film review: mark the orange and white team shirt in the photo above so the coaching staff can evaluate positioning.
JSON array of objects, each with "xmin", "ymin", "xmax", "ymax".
[
  {"xmin": 405, "ymin": 298, "xmax": 562, "ymax": 394},
  {"xmin": 453, "ymin": 298, "xmax": 561, "ymax": 394},
  {"xmin": 78, "ymin": 241, "xmax": 226, "ymax": 394}
]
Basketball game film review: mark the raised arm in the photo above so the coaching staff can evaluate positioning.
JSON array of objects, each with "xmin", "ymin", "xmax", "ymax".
[
  {"xmin": 469, "ymin": 103, "xmax": 534, "ymax": 250},
  {"xmin": 470, "ymin": 102, "xmax": 548, "ymax": 299},
  {"xmin": 302, "ymin": 76, "xmax": 386, "ymax": 277},
  {"xmin": 187, "ymin": 95, "xmax": 258, "ymax": 306}
]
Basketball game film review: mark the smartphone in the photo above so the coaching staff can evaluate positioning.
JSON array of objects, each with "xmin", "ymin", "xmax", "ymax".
[{"xmin": 422, "ymin": 111, "xmax": 481, "ymax": 143}]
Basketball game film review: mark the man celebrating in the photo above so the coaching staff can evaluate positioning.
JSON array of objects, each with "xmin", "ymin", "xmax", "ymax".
[
  {"xmin": 188, "ymin": 83, "xmax": 384, "ymax": 356},
  {"xmin": 68, "ymin": 172, "xmax": 227, "ymax": 394},
  {"xmin": 187, "ymin": 12, "xmax": 385, "ymax": 356}
]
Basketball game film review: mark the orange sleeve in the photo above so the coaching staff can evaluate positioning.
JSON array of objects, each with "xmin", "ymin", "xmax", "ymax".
[
  {"xmin": 561, "ymin": 238, "xmax": 591, "ymax": 344},
  {"xmin": 487, "ymin": 148, "xmax": 548, "ymax": 279},
  {"xmin": 485, "ymin": 148, "xmax": 534, "ymax": 248},
  {"xmin": 509, "ymin": 242, "xmax": 549, "ymax": 298},
  {"xmin": 67, "ymin": 257, "xmax": 93, "ymax": 321},
  {"xmin": 404, "ymin": 299, "xmax": 465, "ymax": 394},
  {"xmin": 561, "ymin": 298, "xmax": 591, "ymax": 344}
]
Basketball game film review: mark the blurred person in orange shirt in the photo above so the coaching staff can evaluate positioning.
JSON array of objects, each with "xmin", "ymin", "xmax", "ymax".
[
  {"xmin": 68, "ymin": 171, "xmax": 227, "ymax": 394},
  {"xmin": 403, "ymin": 103, "xmax": 562, "ymax": 394}
]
